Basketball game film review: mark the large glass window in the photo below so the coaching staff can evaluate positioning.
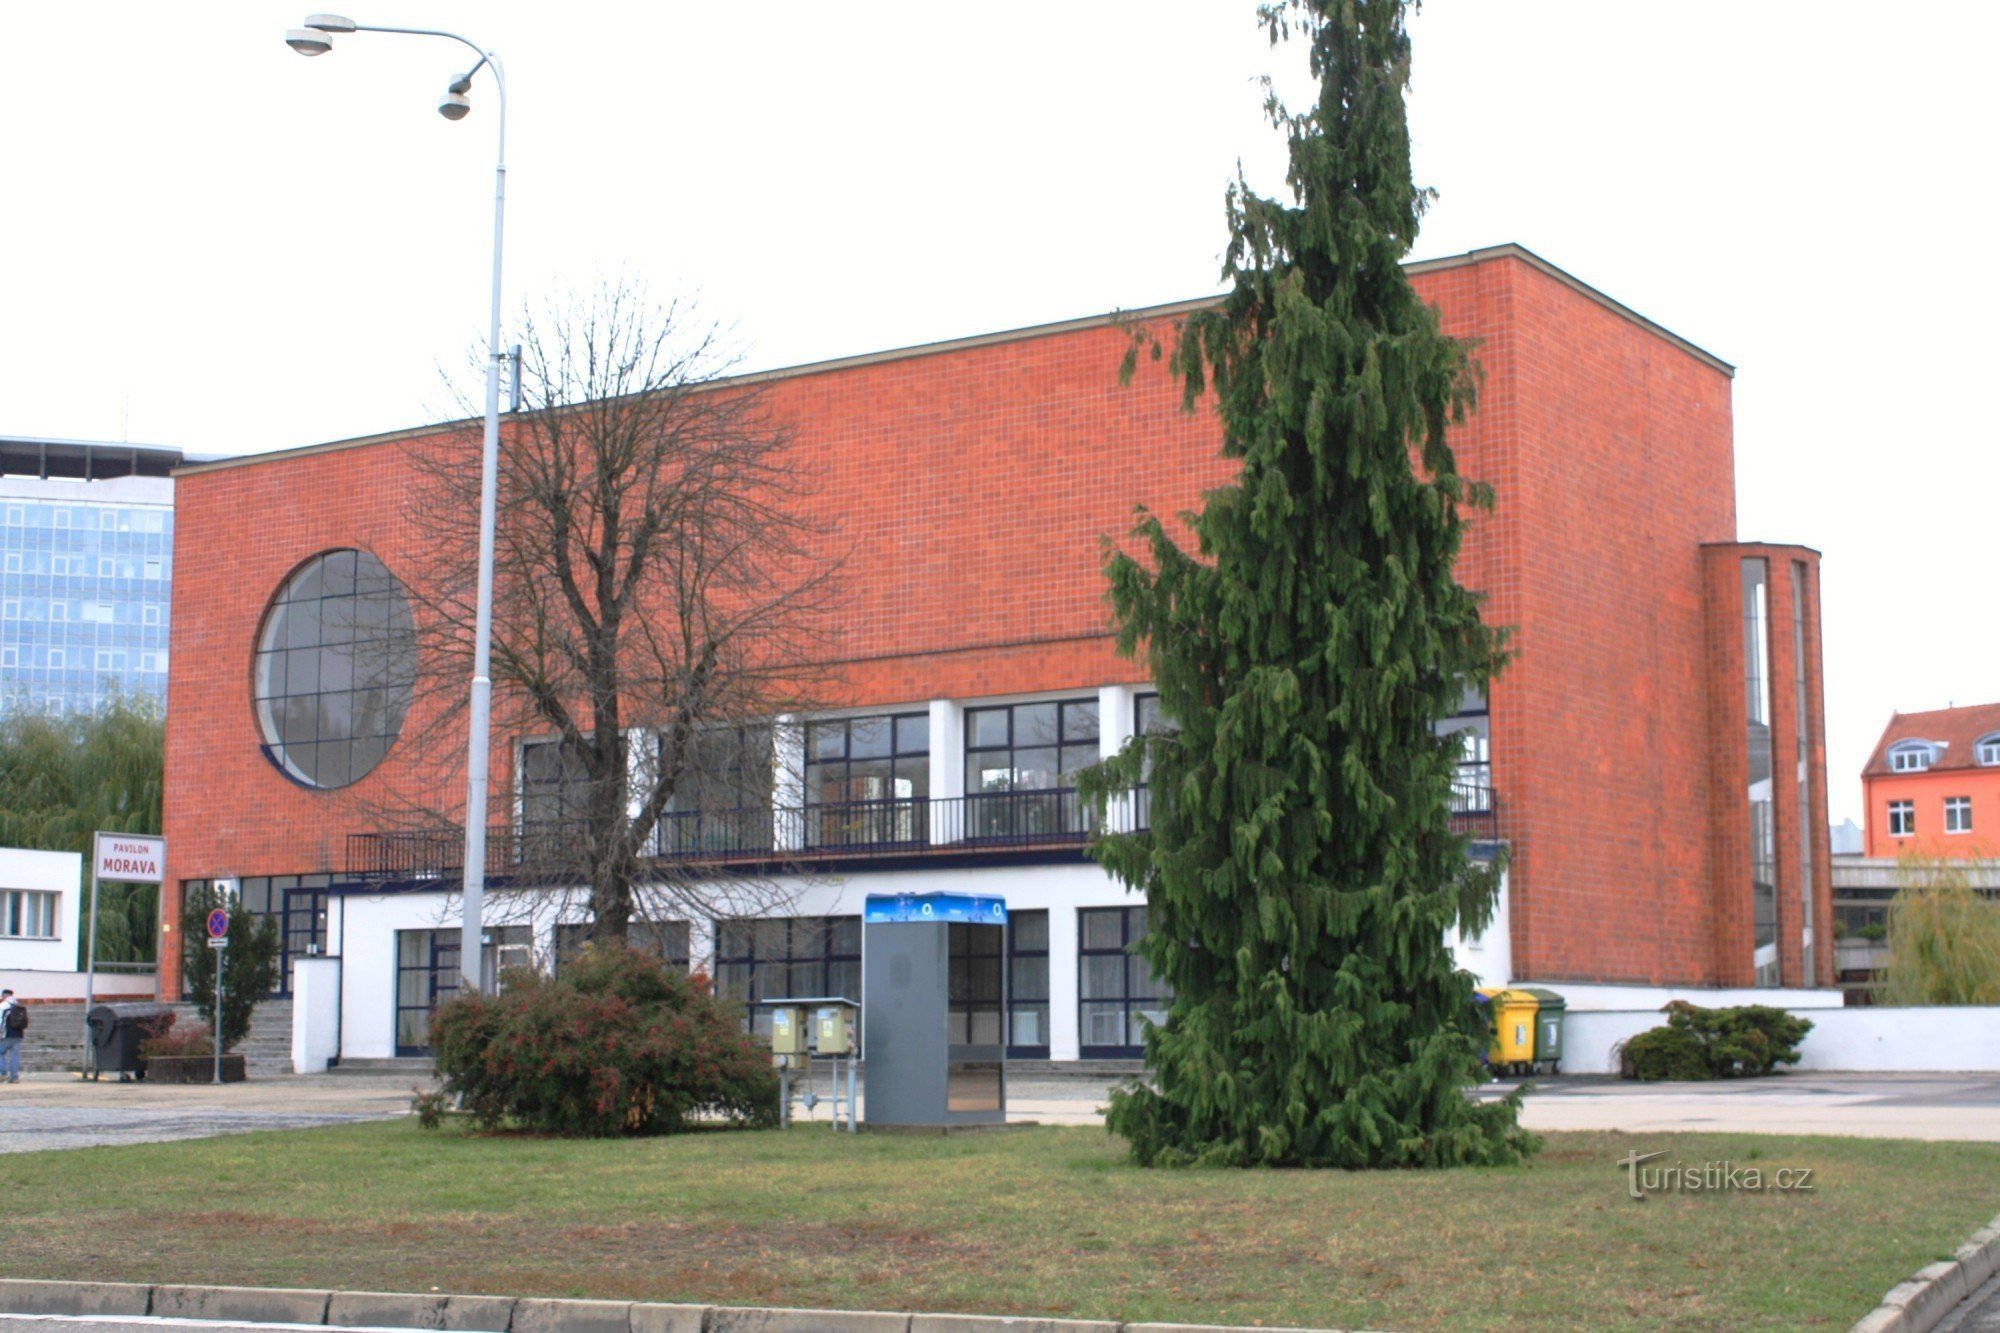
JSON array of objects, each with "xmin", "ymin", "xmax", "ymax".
[
  {"xmin": 1742, "ymin": 559, "xmax": 1777, "ymax": 987},
  {"xmin": 660, "ymin": 725, "xmax": 774, "ymax": 855},
  {"xmin": 1946, "ymin": 797, "xmax": 1974, "ymax": 835},
  {"xmin": 713, "ymin": 916, "xmax": 860, "ymax": 1035},
  {"xmin": 1888, "ymin": 800, "xmax": 1915, "ymax": 837},
  {"xmin": 1006, "ymin": 909, "xmax": 1050, "ymax": 1057},
  {"xmin": 1078, "ymin": 905, "xmax": 1171, "ymax": 1058},
  {"xmin": 181, "ymin": 875, "xmax": 330, "ymax": 996},
  {"xmin": 554, "ymin": 920, "xmax": 691, "ymax": 972},
  {"xmin": 253, "ymin": 549, "xmax": 416, "ymax": 789},
  {"xmin": 964, "ymin": 698, "xmax": 1097, "ymax": 840},
  {"xmin": 804, "ymin": 713, "xmax": 929, "ymax": 847}
]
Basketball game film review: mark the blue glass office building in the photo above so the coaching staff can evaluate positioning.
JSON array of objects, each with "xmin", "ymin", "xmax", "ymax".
[{"xmin": 1, "ymin": 439, "xmax": 193, "ymax": 715}]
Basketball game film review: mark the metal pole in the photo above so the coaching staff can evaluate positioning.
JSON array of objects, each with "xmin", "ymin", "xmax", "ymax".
[
  {"xmin": 82, "ymin": 854, "xmax": 101, "ymax": 1080},
  {"xmin": 212, "ymin": 943, "xmax": 225, "ymax": 1086},
  {"xmin": 302, "ymin": 22, "xmax": 506, "ymax": 997},
  {"xmin": 457, "ymin": 51, "xmax": 507, "ymax": 998}
]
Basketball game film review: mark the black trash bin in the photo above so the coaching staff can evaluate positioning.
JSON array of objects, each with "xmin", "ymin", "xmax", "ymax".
[{"xmin": 86, "ymin": 1002, "xmax": 174, "ymax": 1081}]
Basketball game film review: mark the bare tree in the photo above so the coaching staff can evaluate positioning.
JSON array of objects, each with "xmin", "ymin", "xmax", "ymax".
[{"xmin": 396, "ymin": 283, "xmax": 842, "ymax": 948}]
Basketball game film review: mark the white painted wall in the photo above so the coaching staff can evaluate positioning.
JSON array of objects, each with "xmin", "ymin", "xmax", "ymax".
[
  {"xmin": 1516, "ymin": 981, "xmax": 1846, "ymax": 1013},
  {"xmin": 1554, "ymin": 1004, "xmax": 2000, "ymax": 1075},
  {"xmin": 291, "ymin": 955, "xmax": 342, "ymax": 1073},
  {"xmin": 0, "ymin": 847, "xmax": 84, "ymax": 980},
  {"xmin": 1447, "ymin": 866, "xmax": 1512, "ymax": 989}
]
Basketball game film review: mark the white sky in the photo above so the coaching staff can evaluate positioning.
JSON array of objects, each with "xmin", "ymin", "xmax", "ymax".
[{"xmin": 2, "ymin": 2, "xmax": 1995, "ymax": 825}]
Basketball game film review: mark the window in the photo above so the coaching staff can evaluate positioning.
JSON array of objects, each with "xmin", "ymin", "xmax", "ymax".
[
  {"xmin": 49, "ymin": 602, "xmax": 66, "ymax": 623},
  {"xmin": 252, "ymin": 549, "xmax": 417, "ymax": 790},
  {"xmin": 659, "ymin": 725, "xmax": 774, "ymax": 855},
  {"xmin": 53, "ymin": 508, "xmax": 70, "ymax": 529},
  {"xmin": 144, "ymin": 559, "xmax": 162, "ymax": 579},
  {"xmin": 1889, "ymin": 745, "xmax": 1932, "ymax": 773},
  {"xmin": 804, "ymin": 712, "xmax": 929, "ymax": 847},
  {"xmin": 554, "ymin": 920, "xmax": 691, "ymax": 973},
  {"xmin": 98, "ymin": 557, "xmax": 114, "ymax": 577},
  {"xmin": 1, "ymin": 600, "xmax": 16, "ymax": 620},
  {"xmin": 1946, "ymin": 797, "xmax": 1973, "ymax": 834},
  {"xmin": 1888, "ymin": 800, "xmax": 1915, "ymax": 838},
  {"xmin": 1078, "ymin": 905, "xmax": 1172, "ymax": 1058},
  {"xmin": 1979, "ymin": 736, "xmax": 2000, "ymax": 767},
  {"xmin": 96, "ymin": 650, "xmax": 114, "ymax": 670},
  {"xmin": 2, "ymin": 890, "xmax": 59, "ymax": 939},
  {"xmin": 2, "ymin": 553, "xmax": 18, "ymax": 574},
  {"xmin": 142, "ymin": 605, "xmax": 161, "ymax": 627},
  {"xmin": 947, "ymin": 920, "xmax": 1004, "ymax": 1046},
  {"xmin": 1006, "ymin": 909, "xmax": 1050, "ymax": 1057},
  {"xmin": 47, "ymin": 648, "xmax": 64, "ymax": 669},
  {"xmin": 0, "ymin": 648, "xmax": 14, "ymax": 669},
  {"xmin": 714, "ymin": 916, "xmax": 861, "ymax": 1035},
  {"xmin": 964, "ymin": 698, "xmax": 1098, "ymax": 840},
  {"xmin": 520, "ymin": 737, "xmax": 592, "ymax": 829},
  {"xmin": 184, "ymin": 874, "xmax": 333, "ymax": 996},
  {"xmin": 4, "ymin": 506, "xmax": 21, "ymax": 526}
]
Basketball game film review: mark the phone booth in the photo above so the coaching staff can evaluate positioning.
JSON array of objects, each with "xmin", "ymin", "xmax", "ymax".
[{"xmin": 861, "ymin": 892, "xmax": 1007, "ymax": 1128}]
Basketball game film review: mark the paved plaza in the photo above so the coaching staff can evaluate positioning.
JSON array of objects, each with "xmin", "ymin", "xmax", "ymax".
[{"xmin": 3, "ymin": 1068, "xmax": 2000, "ymax": 1151}]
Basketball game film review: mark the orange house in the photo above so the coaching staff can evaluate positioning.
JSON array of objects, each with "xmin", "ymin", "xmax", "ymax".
[{"xmin": 1861, "ymin": 703, "xmax": 2000, "ymax": 859}]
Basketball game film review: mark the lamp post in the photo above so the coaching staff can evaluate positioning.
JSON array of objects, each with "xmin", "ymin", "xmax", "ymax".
[{"xmin": 288, "ymin": 13, "xmax": 504, "ymax": 994}]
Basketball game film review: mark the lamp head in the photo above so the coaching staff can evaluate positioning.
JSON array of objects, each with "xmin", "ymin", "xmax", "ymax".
[
  {"xmin": 438, "ymin": 89, "xmax": 472, "ymax": 120},
  {"xmin": 303, "ymin": 14, "xmax": 357, "ymax": 32},
  {"xmin": 285, "ymin": 27, "xmax": 333, "ymax": 55}
]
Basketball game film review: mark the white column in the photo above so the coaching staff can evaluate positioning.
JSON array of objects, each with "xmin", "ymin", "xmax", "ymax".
[
  {"xmin": 291, "ymin": 955, "xmax": 342, "ymax": 1074},
  {"xmin": 1099, "ymin": 684, "xmax": 1138, "ymax": 833},
  {"xmin": 1047, "ymin": 904, "xmax": 1082, "ymax": 1061},
  {"xmin": 928, "ymin": 698, "xmax": 965, "ymax": 845},
  {"xmin": 772, "ymin": 715, "xmax": 805, "ymax": 852}
]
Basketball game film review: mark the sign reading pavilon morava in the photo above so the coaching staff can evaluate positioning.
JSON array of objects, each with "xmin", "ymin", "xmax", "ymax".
[{"xmin": 94, "ymin": 833, "xmax": 166, "ymax": 884}]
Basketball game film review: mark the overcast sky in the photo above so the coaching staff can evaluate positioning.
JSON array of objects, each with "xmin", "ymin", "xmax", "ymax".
[{"xmin": 2, "ymin": 2, "xmax": 1994, "ymax": 824}]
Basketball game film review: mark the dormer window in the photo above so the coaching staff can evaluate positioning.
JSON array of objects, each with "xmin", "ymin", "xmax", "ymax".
[
  {"xmin": 1979, "ymin": 735, "xmax": 2000, "ymax": 767},
  {"xmin": 1889, "ymin": 742, "xmax": 1934, "ymax": 773}
]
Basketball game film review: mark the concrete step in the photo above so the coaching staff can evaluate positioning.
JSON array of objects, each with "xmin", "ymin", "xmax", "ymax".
[{"xmin": 329, "ymin": 1057, "xmax": 435, "ymax": 1076}]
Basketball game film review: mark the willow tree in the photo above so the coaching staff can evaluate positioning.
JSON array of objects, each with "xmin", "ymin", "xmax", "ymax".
[
  {"xmin": 1090, "ymin": 0, "xmax": 1534, "ymax": 1167},
  {"xmin": 0, "ymin": 695, "xmax": 164, "ymax": 966}
]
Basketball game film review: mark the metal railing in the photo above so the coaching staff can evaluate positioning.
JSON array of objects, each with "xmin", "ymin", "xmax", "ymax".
[{"xmin": 347, "ymin": 789, "xmax": 1096, "ymax": 878}]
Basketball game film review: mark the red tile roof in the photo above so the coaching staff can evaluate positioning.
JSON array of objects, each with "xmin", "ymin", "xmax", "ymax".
[{"xmin": 1863, "ymin": 702, "xmax": 2000, "ymax": 777}]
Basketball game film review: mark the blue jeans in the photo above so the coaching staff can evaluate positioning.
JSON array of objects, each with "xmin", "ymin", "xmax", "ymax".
[{"xmin": 0, "ymin": 1036, "xmax": 19, "ymax": 1079}]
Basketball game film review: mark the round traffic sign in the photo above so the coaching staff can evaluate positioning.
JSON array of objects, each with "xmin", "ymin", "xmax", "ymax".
[{"xmin": 206, "ymin": 908, "xmax": 230, "ymax": 940}]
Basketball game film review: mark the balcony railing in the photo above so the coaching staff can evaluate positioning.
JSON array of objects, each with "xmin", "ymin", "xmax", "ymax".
[
  {"xmin": 346, "ymin": 789, "xmax": 1096, "ymax": 879},
  {"xmin": 346, "ymin": 779, "xmax": 1496, "ymax": 880}
]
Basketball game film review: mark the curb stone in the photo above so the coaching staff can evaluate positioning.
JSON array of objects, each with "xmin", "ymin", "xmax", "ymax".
[
  {"xmin": 327, "ymin": 1291, "xmax": 515, "ymax": 1331},
  {"xmin": 511, "ymin": 1300, "xmax": 632, "ymax": 1333},
  {"xmin": 0, "ymin": 1282, "xmax": 152, "ymax": 1317},
  {"xmin": 152, "ymin": 1285, "xmax": 333, "ymax": 1325},
  {"xmin": 1852, "ymin": 1209, "xmax": 2000, "ymax": 1333},
  {"xmin": 708, "ymin": 1309, "xmax": 910, "ymax": 1333},
  {"xmin": 912, "ymin": 1312, "xmax": 1128, "ymax": 1320},
  {"xmin": 0, "ymin": 1282, "xmax": 1350, "ymax": 1333}
]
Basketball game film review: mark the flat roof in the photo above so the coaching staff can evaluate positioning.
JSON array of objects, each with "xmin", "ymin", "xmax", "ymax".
[
  {"xmin": 177, "ymin": 243, "xmax": 1734, "ymax": 480},
  {"xmin": 1, "ymin": 435, "xmax": 217, "ymax": 481}
]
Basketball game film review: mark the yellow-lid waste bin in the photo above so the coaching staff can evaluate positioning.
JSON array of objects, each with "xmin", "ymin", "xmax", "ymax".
[{"xmin": 1476, "ymin": 986, "xmax": 1539, "ymax": 1076}]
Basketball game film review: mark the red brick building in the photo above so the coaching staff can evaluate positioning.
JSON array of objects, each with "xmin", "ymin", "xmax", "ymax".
[
  {"xmin": 159, "ymin": 244, "xmax": 1834, "ymax": 1063},
  {"xmin": 1861, "ymin": 702, "xmax": 2000, "ymax": 859}
]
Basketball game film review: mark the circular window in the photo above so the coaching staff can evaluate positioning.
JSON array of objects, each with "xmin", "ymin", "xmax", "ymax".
[{"xmin": 253, "ymin": 549, "xmax": 416, "ymax": 789}]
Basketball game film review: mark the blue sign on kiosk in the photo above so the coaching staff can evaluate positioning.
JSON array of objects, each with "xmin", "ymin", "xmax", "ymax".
[{"xmin": 863, "ymin": 893, "xmax": 1007, "ymax": 925}]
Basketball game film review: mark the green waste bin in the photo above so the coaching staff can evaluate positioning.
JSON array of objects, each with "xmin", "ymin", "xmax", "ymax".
[{"xmin": 1520, "ymin": 987, "xmax": 1565, "ymax": 1074}]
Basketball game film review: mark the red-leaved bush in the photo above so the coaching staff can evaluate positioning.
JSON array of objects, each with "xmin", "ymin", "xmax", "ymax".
[{"xmin": 428, "ymin": 942, "xmax": 779, "ymax": 1136}]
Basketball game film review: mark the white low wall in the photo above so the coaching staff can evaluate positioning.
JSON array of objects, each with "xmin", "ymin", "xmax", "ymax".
[
  {"xmin": 291, "ymin": 956, "xmax": 341, "ymax": 1074},
  {"xmin": 0, "ymin": 969, "xmax": 155, "ymax": 1002},
  {"xmin": 1557, "ymin": 1005, "xmax": 2000, "ymax": 1075}
]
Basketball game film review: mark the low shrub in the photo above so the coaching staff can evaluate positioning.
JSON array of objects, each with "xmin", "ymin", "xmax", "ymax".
[
  {"xmin": 138, "ymin": 1014, "xmax": 213, "ymax": 1059},
  {"xmin": 1620, "ymin": 1001, "xmax": 1813, "ymax": 1081},
  {"xmin": 428, "ymin": 942, "xmax": 780, "ymax": 1136}
]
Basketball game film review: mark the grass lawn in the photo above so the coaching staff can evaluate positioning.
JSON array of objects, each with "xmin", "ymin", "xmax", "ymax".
[{"xmin": 4, "ymin": 1121, "xmax": 1995, "ymax": 1331}]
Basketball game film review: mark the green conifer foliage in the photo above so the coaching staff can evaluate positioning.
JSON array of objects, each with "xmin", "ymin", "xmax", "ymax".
[{"xmin": 1091, "ymin": 0, "xmax": 1536, "ymax": 1167}]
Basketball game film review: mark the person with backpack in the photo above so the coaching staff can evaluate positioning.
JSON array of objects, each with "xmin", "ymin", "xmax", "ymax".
[{"xmin": 0, "ymin": 988, "xmax": 26, "ymax": 1082}]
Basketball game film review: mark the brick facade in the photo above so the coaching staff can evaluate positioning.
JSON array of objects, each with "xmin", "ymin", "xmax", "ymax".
[{"xmin": 159, "ymin": 244, "xmax": 1827, "ymax": 998}]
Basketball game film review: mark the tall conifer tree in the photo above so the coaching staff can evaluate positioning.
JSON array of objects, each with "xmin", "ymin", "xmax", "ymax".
[{"xmin": 1092, "ymin": 0, "xmax": 1535, "ymax": 1167}]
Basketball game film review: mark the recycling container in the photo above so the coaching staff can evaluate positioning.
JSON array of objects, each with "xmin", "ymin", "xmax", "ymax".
[
  {"xmin": 1477, "ymin": 987, "xmax": 1538, "ymax": 1076},
  {"xmin": 1521, "ymin": 987, "xmax": 1566, "ymax": 1074}
]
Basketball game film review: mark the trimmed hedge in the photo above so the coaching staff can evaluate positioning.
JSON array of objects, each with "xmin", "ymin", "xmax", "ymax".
[
  {"xmin": 1620, "ymin": 1001, "xmax": 1813, "ymax": 1081},
  {"xmin": 428, "ymin": 943, "xmax": 780, "ymax": 1135}
]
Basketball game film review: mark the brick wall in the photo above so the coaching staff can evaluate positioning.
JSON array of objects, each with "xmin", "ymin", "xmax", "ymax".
[{"xmin": 160, "ymin": 247, "xmax": 1799, "ymax": 995}]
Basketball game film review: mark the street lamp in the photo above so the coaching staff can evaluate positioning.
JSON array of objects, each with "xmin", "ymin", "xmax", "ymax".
[{"xmin": 287, "ymin": 12, "xmax": 506, "ymax": 995}]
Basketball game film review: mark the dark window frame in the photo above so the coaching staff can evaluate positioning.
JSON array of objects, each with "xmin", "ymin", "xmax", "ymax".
[
  {"xmin": 712, "ymin": 915, "xmax": 861, "ymax": 1035},
  {"xmin": 1005, "ymin": 908, "xmax": 1050, "ymax": 1059},
  {"xmin": 1077, "ymin": 905, "xmax": 1171, "ymax": 1059}
]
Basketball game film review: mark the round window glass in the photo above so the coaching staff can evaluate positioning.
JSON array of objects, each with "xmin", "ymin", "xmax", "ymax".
[{"xmin": 253, "ymin": 549, "xmax": 416, "ymax": 789}]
